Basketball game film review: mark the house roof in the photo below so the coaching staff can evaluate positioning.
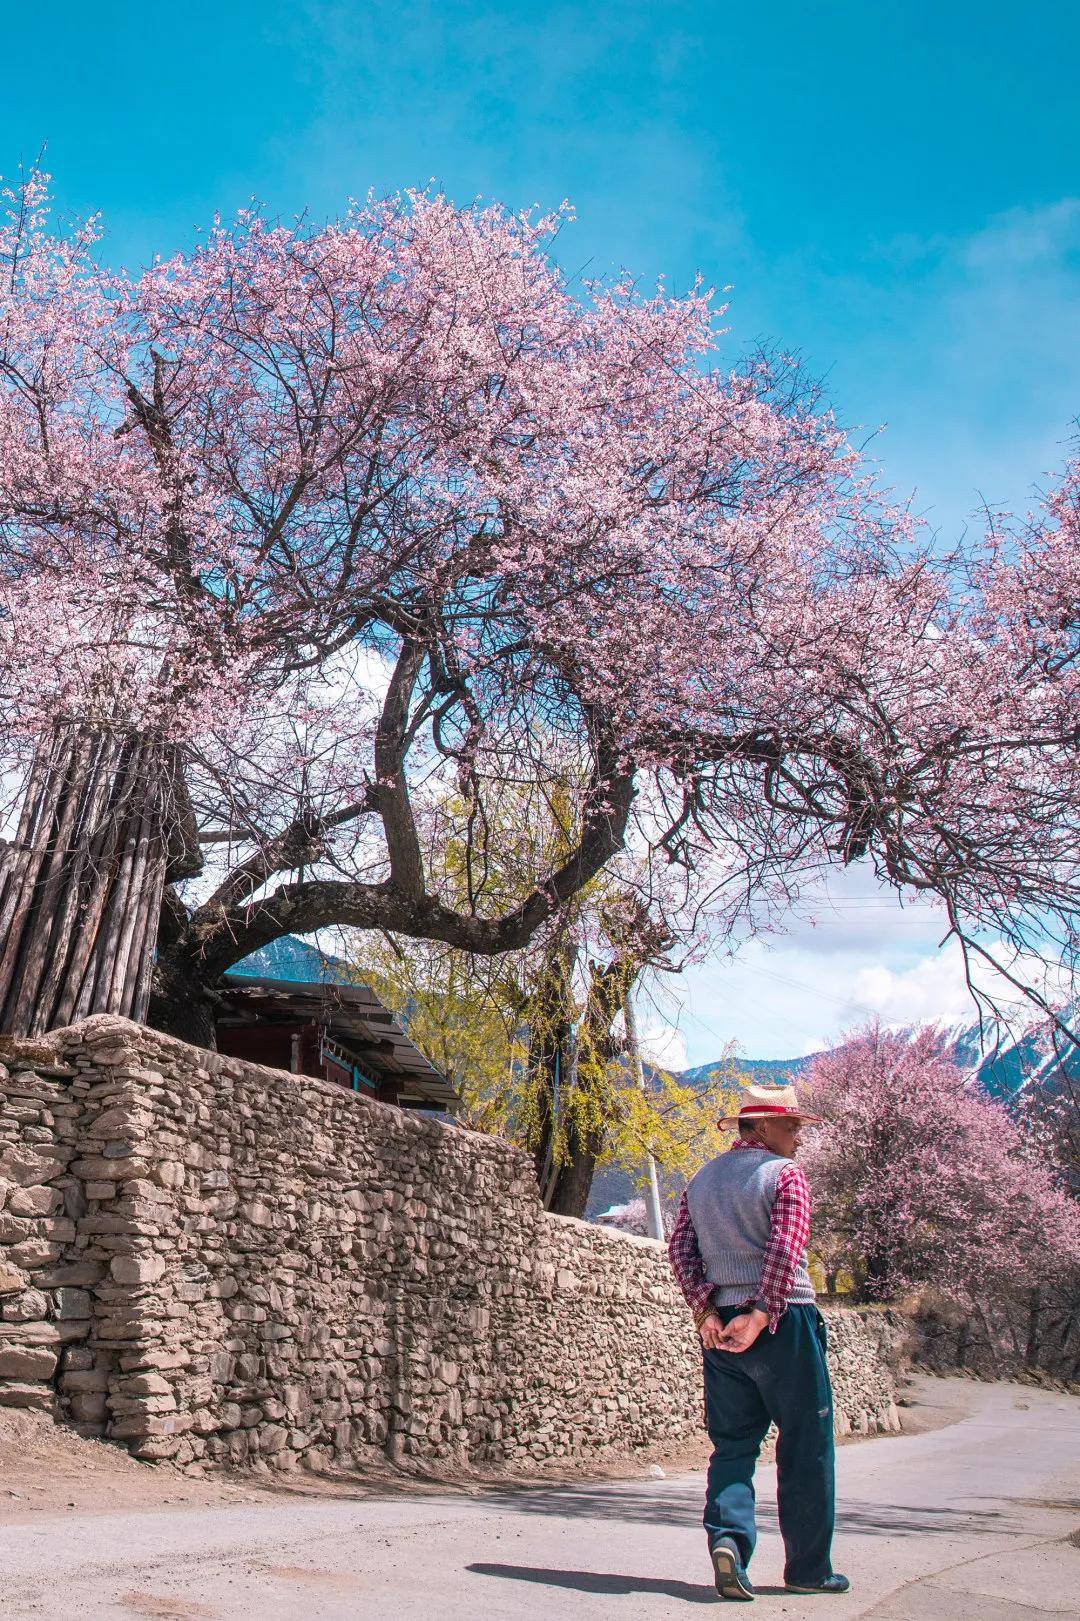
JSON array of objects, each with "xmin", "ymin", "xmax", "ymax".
[{"xmin": 220, "ymin": 949, "xmax": 457, "ymax": 1109}]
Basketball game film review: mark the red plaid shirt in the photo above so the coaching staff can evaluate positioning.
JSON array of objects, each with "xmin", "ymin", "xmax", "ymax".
[{"xmin": 668, "ymin": 1139, "xmax": 812, "ymax": 1334}]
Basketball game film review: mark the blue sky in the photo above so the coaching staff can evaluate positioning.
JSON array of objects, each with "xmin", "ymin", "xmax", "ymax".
[{"xmin": 5, "ymin": 1, "xmax": 1078, "ymax": 1061}]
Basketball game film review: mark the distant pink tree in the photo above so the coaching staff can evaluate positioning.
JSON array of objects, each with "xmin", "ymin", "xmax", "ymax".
[
  {"xmin": 801, "ymin": 1026, "xmax": 1080, "ymax": 1304},
  {"xmin": 597, "ymin": 1199, "xmax": 650, "ymax": 1237}
]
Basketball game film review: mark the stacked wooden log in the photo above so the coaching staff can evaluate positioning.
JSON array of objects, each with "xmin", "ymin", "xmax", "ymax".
[{"xmin": 0, "ymin": 730, "xmax": 188, "ymax": 1036}]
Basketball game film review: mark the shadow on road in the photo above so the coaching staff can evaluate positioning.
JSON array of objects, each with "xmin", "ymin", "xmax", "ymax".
[
  {"xmin": 828, "ymin": 1499, "xmax": 1013, "ymax": 1537},
  {"xmin": 470, "ymin": 1482, "xmax": 703, "ymax": 1528},
  {"xmin": 468, "ymin": 1562, "xmax": 717, "ymax": 1603},
  {"xmin": 465, "ymin": 1482, "xmax": 1013, "ymax": 1540}
]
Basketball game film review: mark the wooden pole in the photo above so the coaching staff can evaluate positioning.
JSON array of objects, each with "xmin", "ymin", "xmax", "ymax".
[
  {"xmin": 624, "ymin": 992, "xmax": 665, "ymax": 1241},
  {"xmin": 0, "ymin": 727, "xmax": 173, "ymax": 1036}
]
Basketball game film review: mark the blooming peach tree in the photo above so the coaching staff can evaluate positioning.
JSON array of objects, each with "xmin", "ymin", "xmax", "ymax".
[
  {"xmin": 801, "ymin": 1025, "xmax": 1080, "ymax": 1303},
  {"xmin": 1, "ymin": 167, "xmax": 1080, "ymax": 1053}
]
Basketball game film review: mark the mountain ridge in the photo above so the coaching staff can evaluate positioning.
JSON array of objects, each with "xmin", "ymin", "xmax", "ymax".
[
  {"xmin": 677, "ymin": 1007, "xmax": 1080, "ymax": 1105},
  {"xmin": 591, "ymin": 1012, "xmax": 1078, "ymax": 1221}
]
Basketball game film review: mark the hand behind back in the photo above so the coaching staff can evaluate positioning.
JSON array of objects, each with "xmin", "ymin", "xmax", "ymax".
[
  {"xmin": 717, "ymin": 1309, "xmax": 768, "ymax": 1353},
  {"xmin": 699, "ymin": 1313, "xmax": 728, "ymax": 1351}
]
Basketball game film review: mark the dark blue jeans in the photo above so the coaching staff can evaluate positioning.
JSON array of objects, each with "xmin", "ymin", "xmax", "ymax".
[{"xmin": 702, "ymin": 1303, "xmax": 835, "ymax": 1587}]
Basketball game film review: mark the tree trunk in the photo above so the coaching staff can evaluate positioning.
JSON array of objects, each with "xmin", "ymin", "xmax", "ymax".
[
  {"xmin": 531, "ymin": 1024, "xmax": 571, "ymax": 1206},
  {"xmin": 0, "ymin": 727, "xmax": 189, "ymax": 1037},
  {"xmin": 526, "ymin": 941, "xmax": 577, "ymax": 1206},
  {"xmin": 528, "ymin": 940, "xmax": 642, "ymax": 1217},
  {"xmin": 528, "ymin": 983, "xmax": 605, "ymax": 1217},
  {"xmin": 545, "ymin": 1119, "xmax": 600, "ymax": 1218},
  {"xmin": 534, "ymin": 1016, "xmax": 613, "ymax": 1219},
  {"xmin": 1025, "ymin": 1287, "xmax": 1042, "ymax": 1368},
  {"xmin": 146, "ymin": 944, "xmax": 220, "ymax": 1048},
  {"xmin": 862, "ymin": 1246, "xmax": 892, "ymax": 1302},
  {"xmin": 849, "ymin": 1262, "xmax": 871, "ymax": 1305}
]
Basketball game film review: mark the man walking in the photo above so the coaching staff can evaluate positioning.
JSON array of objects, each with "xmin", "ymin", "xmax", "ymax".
[{"xmin": 668, "ymin": 1083, "xmax": 850, "ymax": 1601}]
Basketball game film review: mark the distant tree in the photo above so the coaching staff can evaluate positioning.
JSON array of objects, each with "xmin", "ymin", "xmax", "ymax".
[
  {"xmin": 596, "ymin": 1199, "xmax": 650, "ymax": 1237},
  {"xmin": 1016, "ymin": 1053, "xmax": 1080, "ymax": 1199},
  {"xmin": 801, "ymin": 1025, "xmax": 1080, "ymax": 1305}
]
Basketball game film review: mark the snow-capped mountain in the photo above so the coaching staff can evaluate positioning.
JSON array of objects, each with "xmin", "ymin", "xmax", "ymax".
[
  {"xmin": 678, "ymin": 1008, "xmax": 1079, "ymax": 1105},
  {"xmin": 589, "ymin": 1012, "xmax": 1079, "ymax": 1221},
  {"xmin": 936, "ymin": 1008, "xmax": 1080, "ymax": 1100}
]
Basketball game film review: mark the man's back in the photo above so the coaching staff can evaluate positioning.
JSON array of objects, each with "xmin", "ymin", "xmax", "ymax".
[
  {"xmin": 686, "ymin": 1144, "xmax": 815, "ymax": 1308},
  {"xmin": 668, "ymin": 1086, "xmax": 848, "ymax": 1599}
]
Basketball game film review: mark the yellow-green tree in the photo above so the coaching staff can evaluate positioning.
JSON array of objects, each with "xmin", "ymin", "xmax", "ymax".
[
  {"xmin": 340, "ymin": 772, "xmax": 735, "ymax": 1213},
  {"xmin": 351, "ymin": 900, "xmax": 741, "ymax": 1219}
]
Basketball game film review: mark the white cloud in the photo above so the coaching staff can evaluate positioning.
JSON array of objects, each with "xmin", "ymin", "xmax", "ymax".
[
  {"xmin": 851, "ymin": 952, "xmax": 975, "ymax": 1028},
  {"xmin": 959, "ymin": 198, "xmax": 1080, "ymax": 276},
  {"xmin": 638, "ymin": 1020, "xmax": 688, "ymax": 1073},
  {"xmin": 648, "ymin": 858, "xmax": 964, "ymax": 1064},
  {"xmin": 666, "ymin": 905, "xmax": 1071, "ymax": 1068},
  {"xmin": 654, "ymin": 858, "xmax": 1006, "ymax": 1065}
]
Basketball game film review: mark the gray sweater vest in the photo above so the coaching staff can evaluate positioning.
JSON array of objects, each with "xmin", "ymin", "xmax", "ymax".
[{"xmin": 686, "ymin": 1148, "xmax": 815, "ymax": 1309}]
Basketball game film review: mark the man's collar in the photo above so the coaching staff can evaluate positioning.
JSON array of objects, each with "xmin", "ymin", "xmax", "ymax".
[{"xmin": 729, "ymin": 1137, "xmax": 768, "ymax": 1152}]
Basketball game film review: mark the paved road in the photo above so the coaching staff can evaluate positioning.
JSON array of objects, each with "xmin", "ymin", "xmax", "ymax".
[{"xmin": 0, "ymin": 1378, "xmax": 1077, "ymax": 1619}]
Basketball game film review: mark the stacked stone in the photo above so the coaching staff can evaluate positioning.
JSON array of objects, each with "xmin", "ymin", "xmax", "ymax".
[
  {"xmin": 820, "ymin": 1308, "xmax": 903, "ymax": 1436},
  {"xmin": 60, "ymin": 1026, "xmax": 197, "ymax": 1452},
  {"xmin": 0, "ymin": 1014, "xmax": 903, "ymax": 1475},
  {"xmin": 0, "ymin": 1044, "xmax": 92, "ymax": 1413}
]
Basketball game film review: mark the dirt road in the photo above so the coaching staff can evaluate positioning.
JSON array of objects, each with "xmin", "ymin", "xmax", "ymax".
[{"xmin": 0, "ymin": 1377, "xmax": 1076, "ymax": 1619}]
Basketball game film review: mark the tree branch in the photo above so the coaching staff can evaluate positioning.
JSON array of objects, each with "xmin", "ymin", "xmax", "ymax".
[
  {"xmin": 189, "ymin": 795, "xmax": 376, "ymax": 922},
  {"xmin": 178, "ymin": 744, "xmax": 636, "ymax": 978},
  {"xmin": 373, "ymin": 638, "xmax": 427, "ymax": 898}
]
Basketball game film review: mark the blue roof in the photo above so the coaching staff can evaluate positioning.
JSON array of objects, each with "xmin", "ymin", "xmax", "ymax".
[{"xmin": 225, "ymin": 935, "xmax": 356, "ymax": 987}]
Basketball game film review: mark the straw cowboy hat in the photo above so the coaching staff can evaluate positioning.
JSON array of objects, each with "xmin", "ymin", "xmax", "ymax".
[{"xmin": 718, "ymin": 1082, "xmax": 821, "ymax": 1129}]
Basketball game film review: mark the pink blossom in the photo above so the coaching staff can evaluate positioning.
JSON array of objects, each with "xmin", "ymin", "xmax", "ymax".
[{"xmin": 801, "ymin": 1025, "xmax": 1080, "ymax": 1303}]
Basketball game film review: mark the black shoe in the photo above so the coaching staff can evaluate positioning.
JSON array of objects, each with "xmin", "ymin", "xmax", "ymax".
[
  {"xmin": 784, "ymin": 1573, "xmax": 851, "ymax": 1594},
  {"xmin": 710, "ymin": 1537, "xmax": 755, "ymax": 1601}
]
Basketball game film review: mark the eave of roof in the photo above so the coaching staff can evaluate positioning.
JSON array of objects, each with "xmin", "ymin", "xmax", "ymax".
[{"xmin": 218, "ymin": 973, "xmax": 459, "ymax": 1105}]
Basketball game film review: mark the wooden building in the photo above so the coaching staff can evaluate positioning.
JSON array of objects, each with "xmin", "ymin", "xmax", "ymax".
[{"xmin": 215, "ymin": 973, "xmax": 457, "ymax": 1111}]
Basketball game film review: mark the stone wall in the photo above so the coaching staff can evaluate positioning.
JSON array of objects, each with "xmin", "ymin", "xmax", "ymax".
[
  {"xmin": 0, "ymin": 1016, "xmax": 901, "ymax": 1475},
  {"xmin": 0, "ymin": 1041, "xmax": 102, "ymax": 1411}
]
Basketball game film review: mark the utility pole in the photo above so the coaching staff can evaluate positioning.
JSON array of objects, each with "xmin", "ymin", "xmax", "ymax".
[{"xmin": 624, "ymin": 992, "xmax": 666, "ymax": 1241}]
